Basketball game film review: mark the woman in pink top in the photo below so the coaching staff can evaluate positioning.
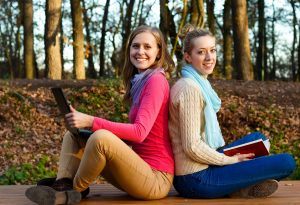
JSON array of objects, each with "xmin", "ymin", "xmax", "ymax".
[{"xmin": 26, "ymin": 25, "xmax": 175, "ymax": 205}]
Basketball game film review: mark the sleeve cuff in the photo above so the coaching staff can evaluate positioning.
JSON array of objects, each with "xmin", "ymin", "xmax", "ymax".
[{"xmin": 91, "ymin": 117, "xmax": 102, "ymax": 132}]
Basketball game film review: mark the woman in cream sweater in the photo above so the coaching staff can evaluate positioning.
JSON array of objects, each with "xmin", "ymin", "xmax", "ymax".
[{"xmin": 168, "ymin": 25, "xmax": 296, "ymax": 199}]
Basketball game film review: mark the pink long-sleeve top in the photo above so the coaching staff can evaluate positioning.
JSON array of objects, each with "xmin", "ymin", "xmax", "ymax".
[{"xmin": 92, "ymin": 73, "xmax": 174, "ymax": 174}]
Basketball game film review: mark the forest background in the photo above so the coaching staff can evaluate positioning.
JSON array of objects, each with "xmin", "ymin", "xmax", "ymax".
[{"xmin": 0, "ymin": 0, "xmax": 300, "ymax": 184}]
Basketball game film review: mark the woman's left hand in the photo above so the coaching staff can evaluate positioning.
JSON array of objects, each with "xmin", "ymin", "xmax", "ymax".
[
  {"xmin": 234, "ymin": 153, "xmax": 255, "ymax": 162},
  {"xmin": 65, "ymin": 105, "xmax": 94, "ymax": 129}
]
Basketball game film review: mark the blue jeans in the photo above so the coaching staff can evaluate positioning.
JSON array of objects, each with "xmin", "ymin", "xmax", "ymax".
[{"xmin": 173, "ymin": 132, "xmax": 296, "ymax": 198}]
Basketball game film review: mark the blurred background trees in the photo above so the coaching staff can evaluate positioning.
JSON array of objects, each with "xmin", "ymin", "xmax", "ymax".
[{"xmin": 0, "ymin": 0, "xmax": 299, "ymax": 81}]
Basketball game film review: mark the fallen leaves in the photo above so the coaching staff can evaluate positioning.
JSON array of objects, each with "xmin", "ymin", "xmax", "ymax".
[{"xmin": 0, "ymin": 78, "xmax": 300, "ymax": 183}]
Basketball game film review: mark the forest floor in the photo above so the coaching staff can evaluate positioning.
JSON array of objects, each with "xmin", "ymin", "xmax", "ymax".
[{"xmin": 0, "ymin": 78, "xmax": 300, "ymax": 184}]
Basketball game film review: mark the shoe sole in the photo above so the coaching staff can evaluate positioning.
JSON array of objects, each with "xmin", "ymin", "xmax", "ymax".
[
  {"xmin": 25, "ymin": 185, "xmax": 81, "ymax": 205},
  {"xmin": 248, "ymin": 180, "xmax": 279, "ymax": 198}
]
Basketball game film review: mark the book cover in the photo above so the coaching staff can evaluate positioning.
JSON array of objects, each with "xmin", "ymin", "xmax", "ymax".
[{"xmin": 223, "ymin": 139, "xmax": 270, "ymax": 157}]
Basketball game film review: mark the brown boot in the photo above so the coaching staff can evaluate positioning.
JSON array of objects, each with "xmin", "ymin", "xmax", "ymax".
[
  {"xmin": 25, "ymin": 178, "xmax": 81, "ymax": 205},
  {"xmin": 37, "ymin": 177, "xmax": 90, "ymax": 199}
]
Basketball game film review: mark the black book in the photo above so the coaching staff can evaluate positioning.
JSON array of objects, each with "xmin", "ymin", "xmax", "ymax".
[{"xmin": 51, "ymin": 87, "xmax": 92, "ymax": 137}]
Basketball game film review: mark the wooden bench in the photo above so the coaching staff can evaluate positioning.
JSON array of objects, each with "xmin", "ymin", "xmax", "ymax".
[{"xmin": 0, "ymin": 180, "xmax": 299, "ymax": 205}]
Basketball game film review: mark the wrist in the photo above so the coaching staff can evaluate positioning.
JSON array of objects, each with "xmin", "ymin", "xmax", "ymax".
[{"xmin": 88, "ymin": 116, "xmax": 95, "ymax": 128}]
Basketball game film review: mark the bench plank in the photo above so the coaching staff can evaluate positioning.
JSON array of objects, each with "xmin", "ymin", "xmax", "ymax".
[{"xmin": 0, "ymin": 181, "xmax": 299, "ymax": 205}]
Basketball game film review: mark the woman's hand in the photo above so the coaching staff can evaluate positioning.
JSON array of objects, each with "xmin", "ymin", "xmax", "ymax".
[
  {"xmin": 233, "ymin": 153, "xmax": 255, "ymax": 162},
  {"xmin": 65, "ymin": 105, "xmax": 94, "ymax": 129}
]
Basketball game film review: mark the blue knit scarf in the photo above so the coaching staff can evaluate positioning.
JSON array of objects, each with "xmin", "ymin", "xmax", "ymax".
[{"xmin": 181, "ymin": 64, "xmax": 225, "ymax": 149}]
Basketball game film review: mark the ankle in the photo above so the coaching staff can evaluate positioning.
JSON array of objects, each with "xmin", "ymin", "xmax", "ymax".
[{"xmin": 52, "ymin": 178, "xmax": 73, "ymax": 191}]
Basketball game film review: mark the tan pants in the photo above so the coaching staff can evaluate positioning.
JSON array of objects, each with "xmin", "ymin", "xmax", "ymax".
[{"xmin": 56, "ymin": 130, "xmax": 173, "ymax": 200}]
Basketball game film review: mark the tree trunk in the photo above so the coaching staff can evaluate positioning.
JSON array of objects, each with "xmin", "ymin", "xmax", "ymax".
[
  {"xmin": 290, "ymin": 0, "xmax": 297, "ymax": 81},
  {"xmin": 15, "ymin": 0, "xmax": 24, "ymax": 78},
  {"xmin": 99, "ymin": 0, "xmax": 110, "ymax": 77},
  {"xmin": 60, "ymin": 3, "xmax": 65, "ymax": 79},
  {"xmin": 231, "ymin": 0, "xmax": 253, "ymax": 80},
  {"xmin": 15, "ymin": 26, "xmax": 22, "ymax": 78},
  {"xmin": 34, "ymin": 51, "xmax": 39, "ymax": 78},
  {"xmin": 171, "ymin": 0, "xmax": 187, "ymax": 59},
  {"xmin": 82, "ymin": 0, "xmax": 96, "ymax": 78},
  {"xmin": 298, "ymin": 21, "xmax": 300, "ymax": 81},
  {"xmin": 190, "ymin": 0, "xmax": 205, "ymax": 28},
  {"xmin": 159, "ymin": 0, "xmax": 169, "ymax": 44},
  {"xmin": 117, "ymin": 0, "xmax": 135, "ymax": 76},
  {"xmin": 24, "ymin": 0, "xmax": 34, "ymax": 79},
  {"xmin": 223, "ymin": 0, "xmax": 233, "ymax": 79},
  {"xmin": 5, "ymin": 48, "xmax": 13, "ymax": 80},
  {"xmin": 111, "ymin": 1, "xmax": 125, "ymax": 77},
  {"xmin": 133, "ymin": 0, "xmax": 143, "ymax": 28},
  {"xmin": 71, "ymin": 0, "xmax": 85, "ymax": 79},
  {"xmin": 256, "ymin": 0, "xmax": 265, "ymax": 81},
  {"xmin": 270, "ymin": 1, "xmax": 276, "ymax": 80},
  {"xmin": 8, "ymin": 1, "xmax": 15, "ymax": 78},
  {"xmin": 45, "ymin": 0, "xmax": 62, "ymax": 79},
  {"xmin": 263, "ymin": 20, "xmax": 268, "ymax": 80},
  {"xmin": 206, "ymin": 0, "xmax": 215, "ymax": 34},
  {"xmin": 159, "ymin": 0, "xmax": 183, "ymax": 70}
]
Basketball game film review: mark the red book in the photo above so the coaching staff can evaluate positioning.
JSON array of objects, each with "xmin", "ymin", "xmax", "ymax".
[{"xmin": 223, "ymin": 139, "xmax": 270, "ymax": 157}]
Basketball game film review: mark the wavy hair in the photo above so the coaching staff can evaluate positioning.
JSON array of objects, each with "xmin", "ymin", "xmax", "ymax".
[{"xmin": 122, "ymin": 25, "xmax": 175, "ymax": 103}]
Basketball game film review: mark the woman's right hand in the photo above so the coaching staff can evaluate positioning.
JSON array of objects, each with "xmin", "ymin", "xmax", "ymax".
[{"xmin": 233, "ymin": 153, "xmax": 255, "ymax": 162}]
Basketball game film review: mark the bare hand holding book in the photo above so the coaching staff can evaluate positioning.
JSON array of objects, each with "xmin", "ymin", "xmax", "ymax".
[{"xmin": 223, "ymin": 139, "xmax": 270, "ymax": 158}]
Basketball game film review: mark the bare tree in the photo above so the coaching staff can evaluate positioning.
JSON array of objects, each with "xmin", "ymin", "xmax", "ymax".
[
  {"xmin": 82, "ymin": 0, "xmax": 96, "ymax": 78},
  {"xmin": 256, "ymin": 0, "xmax": 266, "ymax": 80},
  {"xmin": 290, "ymin": 0, "xmax": 297, "ymax": 81},
  {"xmin": 99, "ymin": 0, "xmax": 110, "ymax": 77},
  {"xmin": 159, "ymin": 0, "xmax": 169, "ymax": 44},
  {"xmin": 16, "ymin": 0, "xmax": 24, "ymax": 78},
  {"xmin": 270, "ymin": 1, "xmax": 276, "ymax": 80},
  {"xmin": 45, "ymin": 0, "xmax": 62, "ymax": 79},
  {"xmin": 206, "ymin": 0, "xmax": 215, "ymax": 34},
  {"xmin": 223, "ymin": 0, "xmax": 233, "ymax": 79},
  {"xmin": 171, "ymin": 0, "xmax": 188, "ymax": 59},
  {"xmin": 160, "ymin": 0, "xmax": 183, "ymax": 71},
  {"xmin": 118, "ymin": 0, "xmax": 135, "ymax": 75},
  {"xmin": 190, "ymin": 0, "xmax": 205, "ymax": 28},
  {"xmin": 110, "ymin": 0, "xmax": 125, "ymax": 77},
  {"xmin": 71, "ymin": 0, "xmax": 85, "ymax": 79},
  {"xmin": 24, "ymin": 0, "xmax": 34, "ymax": 79},
  {"xmin": 231, "ymin": 0, "xmax": 254, "ymax": 80},
  {"xmin": 298, "ymin": 18, "xmax": 300, "ymax": 81},
  {"xmin": 60, "ymin": 2, "xmax": 65, "ymax": 78}
]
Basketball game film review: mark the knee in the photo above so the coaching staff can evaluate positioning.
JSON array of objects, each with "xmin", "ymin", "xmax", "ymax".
[
  {"xmin": 63, "ymin": 131, "xmax": 73, "ymax": 138},
  {"xmin": 278, "ymin": 153, "xmax": 296, "ymax": 173},
  {"xmin": 270, "ymin": 153, "xmax": 296, "ymax": 175},
  {"xmin": 87, "ymin": 129, "xmax": 116, "ymax": 146},
  {"xmin": 62, "ymin": 131, "xmax": 75, "ymax": 143}
]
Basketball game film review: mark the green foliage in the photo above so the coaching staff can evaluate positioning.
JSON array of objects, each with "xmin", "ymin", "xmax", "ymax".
[
  {"xmin": 270, "ymin": 134, "xmax": 300, "ymax": 180},
  {"xmin": 70, "ymin": 79, "xmax": 129, "ymax": 123},
  {"xmin": 0, "ymin": 156, "xmax": 56, "ymax": 185},
  {"xmin": 228, "ymin": 102, "xmax": 238, "ymax": 112},
  {"xmin": 13, "ymin": 125, "xmax": 25, "ymax": 134}
]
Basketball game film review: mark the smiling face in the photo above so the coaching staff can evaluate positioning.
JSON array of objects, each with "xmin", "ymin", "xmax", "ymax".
[
  {"xmin": 184, "ymin": 35, "xmax": 216, "ymax": 77},
  {"xmin": 129, "ymin": 32, "xmax": 160, "ymax": 72}
]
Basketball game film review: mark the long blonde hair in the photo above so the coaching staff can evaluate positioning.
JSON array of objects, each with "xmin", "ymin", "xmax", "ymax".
[{"xmin": 122, "ymin": 25, "xmax": 174, "ymax": 103}]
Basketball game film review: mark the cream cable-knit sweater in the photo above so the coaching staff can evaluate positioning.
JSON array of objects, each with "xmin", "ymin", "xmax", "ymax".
[{"xmin": 169, "ymin": 78, "xmax": 238, "ymax": 176}]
